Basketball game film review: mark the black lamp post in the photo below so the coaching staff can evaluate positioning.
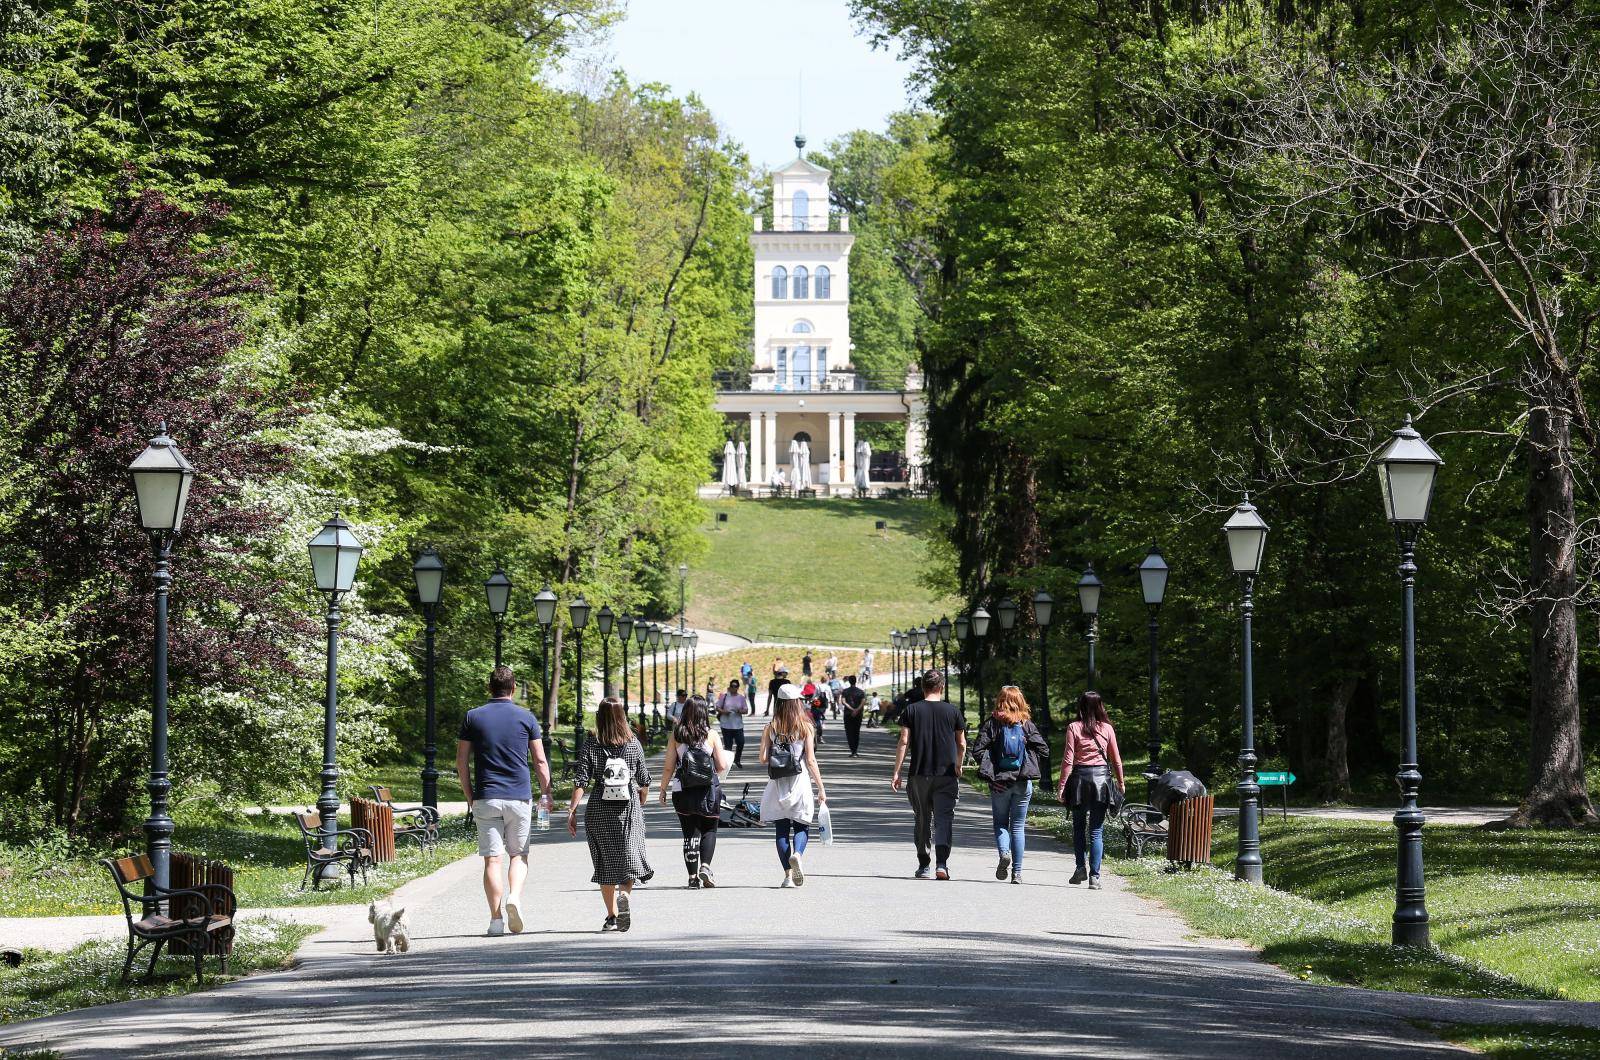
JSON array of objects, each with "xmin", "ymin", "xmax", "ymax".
[
  {"xmin": 569, "ymin": 595, "xmax": 591, "ymax": 748},
  {"xmin": 953, "ymin": 615, "xmax": 970, "ymax": 723},
  {"xmin": 690, "ymin": 631, "xmax": 700, "ymax": 689},
  {"xmin": 649, "ymin": 623, "xmax": 663, "ymax": 717},
  {"xmin": 1223, "ymin": 496, "xmax": 1269, "ymax": 885},
  {"xmin": 670, "ymin": 627, "xmax": 684, "ymax": 696},
  {"xmin": 996, "ymin": 597, "xmax": 1017, "ymax": 682},
  {"xmin": 307, "ymin": 513, "xmax": 365, "ymax": 877},
  {"xmin": 534, "ymin": 584, "xmax": 557, "ymax": 753},
  {"xmin": 633, "ymin": 619, "xmax": 648, "ymax": 729},
  {"xmin": 1377, "ymin": 415, "xmax": 1444, "ymax": 948},
  {"xmin": 484, "ymin": 565, "xmax": 511, "ymax": 668},
  {"xmin": 1139, "ymin": 546, "xmax": 1169, "ymax": 790},
  {"xmin": 938, "ymin": 616, "xmax": 952, "ymax": 693},
  {"xmin": 1077, "ymin": 566, "xmax": 1102, "ymax": 689},
  {"xmin": 890, "ymin": 630, "xmax": 902, "ymax": 695},
  {"xmin": 1032, "ymin": 590, "xmax": 1054, "ymax": 787},
  {"xmin": 598, "ymin": 605, "xmax": 615, "ymax": 697},
  {"xmin": 129, "ymin": 425, "xmax": 195, "ymax": 896},
  {"xmin": 971, "ymin": 607, "xmax": 991, "ymax": 713},
  {"xmin": 413, "ymin": 546, "xmax": 445, "ymax": 810}
]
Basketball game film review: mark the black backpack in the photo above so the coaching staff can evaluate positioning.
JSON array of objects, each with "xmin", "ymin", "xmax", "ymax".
[{"xmin": 677, "ymin": 739, "xmax": 716, "ymax": 789}]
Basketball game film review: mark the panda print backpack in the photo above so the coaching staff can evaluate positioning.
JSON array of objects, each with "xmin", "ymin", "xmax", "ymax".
[{"xmin": 600, "ymin": 746, "xmax": 632, "ymax": 801}]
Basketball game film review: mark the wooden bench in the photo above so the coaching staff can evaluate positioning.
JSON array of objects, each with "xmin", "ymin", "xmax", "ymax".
[
  {"xmin": 102, "ymin": 854, "xmax": 235, "ymax": 985},
  {"xmin": 1167, "ymin": 794, "xmax": 1215, "ymax": 867},
  {"xmin": 368, "ymin": 785, "xmax": 439, "ymax": 853},
  {"xmin": 291, "ymin": 811, "xmax": 374, "ymax": 891}
]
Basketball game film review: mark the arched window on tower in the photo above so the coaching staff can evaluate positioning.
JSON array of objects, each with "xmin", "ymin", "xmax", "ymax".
[
  {"xmin": 793, "ymin": 266, "xmax": 810, "ymax": 299},
  {"xmin": 815, "ymin": 266, "xmax": 831, "ymax": 299},
  {"xmin": 792, "ymin": 189, "xmax": 810, "ymax": 230},
  {"xmin": 792, "ymin": 320, "xmax": 813, "ymax": 334},
  {"xmin": 771, "ymin": 266, "xmax": 788, "ymax": 300}
]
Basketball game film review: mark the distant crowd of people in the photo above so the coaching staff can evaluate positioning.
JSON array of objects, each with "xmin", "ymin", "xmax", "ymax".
[{"xmin": 454, "ymin": 656, "xmax": 1123, "ymax": 933}]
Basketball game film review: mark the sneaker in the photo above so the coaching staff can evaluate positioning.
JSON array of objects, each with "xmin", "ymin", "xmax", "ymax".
[
  {"xmin": 1069, "ymin": 867, "xmax": 1087, "ymax": 885},
  {"xmin": 789, "ymin": 854, "xmax": 805, "ymax": 887},
  {"xmin": 997, "ymin": 854, "xmax": 1012, "ymax": 881},
  {"xmin": 780, "ymin": 871, "xmax": 794, "ymax": 888},
  {"xmin": 1011, "ymin": 872, "xmax": 1023, "ymax": 885},
  {"xmin": 615, "ymin": 892, "xmax": 632, "ymax": 932},
  {"xmin": 914, "ymin": 866, "xmax": 933, "ymax": 880},
  {"xmin": 505, "ymin": 898, "xmax": 524, "ymax": 934},
  {"xmin": 698, "ymin": 864, "xmax": 716, "ymax": 888},
  {"xmin": 1088, "ymin": 875, "xmax": 1102, "ymax": 890},
  {"xmin": 602, "ymin": 915, "xmax": 618, "ymax": 932},
  {"xmin": 935, "ymin": 866, "xmax": 950, "ymax": 881},
  {"xmin": 687, "ymin": 875, "xmax": 700, "ymax": 889},
  {"xmin": 487, "ymin": 918, "xmax": 506, "ymax": 937}
]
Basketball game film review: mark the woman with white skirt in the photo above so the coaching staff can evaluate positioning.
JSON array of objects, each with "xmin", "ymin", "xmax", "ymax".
[{"xmin": 760, "ymin": 683, "xmax": 828, "ymax": 888}]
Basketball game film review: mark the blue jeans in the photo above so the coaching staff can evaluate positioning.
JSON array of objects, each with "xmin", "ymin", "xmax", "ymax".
[
  {"xmin": 990, "ymin": 781, "xmax": 1032, "ymax": 871},
  {"xmin": 1073, "ymin": 802, "xmax": 1108, "ymax": 876},
  {"xmin": 775, "ymin": 819, "xmax": 809, "ymax": 869}
]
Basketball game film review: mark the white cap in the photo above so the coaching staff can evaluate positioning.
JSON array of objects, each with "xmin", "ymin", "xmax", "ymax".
[{"xmin": 777, "ymin": 683, "xmax": 804, "ymax": 701}]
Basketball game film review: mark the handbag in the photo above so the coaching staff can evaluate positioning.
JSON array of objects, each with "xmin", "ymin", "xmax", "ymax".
[
  {"xmin": 767, "ymin": 737, "xmax": 803, "ymax": 778},
  {"xmin": 1090, "ymin": 731, "xmax": 1125, "ymax": 813}
]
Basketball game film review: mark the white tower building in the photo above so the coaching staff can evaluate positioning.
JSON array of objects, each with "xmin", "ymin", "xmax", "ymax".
[{"xmin": 712, "ymin": 135, "xmax": 925, "ymax": 496}]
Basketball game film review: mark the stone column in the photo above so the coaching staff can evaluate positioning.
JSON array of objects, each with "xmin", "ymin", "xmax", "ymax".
[
  {"xmin": 842, "ymin": 412, "xmax": 857, "ymax": 488},
  {"xmin": 749, "ymin": 411, "xmax": 764, "ymax": 483},
  {"xmin": 827, "ymin": 412, "xmax": 841, "ymax": 489},
  {"xmin": 764, "ymin": 411, "xmax": 779, "ymax": 486}
]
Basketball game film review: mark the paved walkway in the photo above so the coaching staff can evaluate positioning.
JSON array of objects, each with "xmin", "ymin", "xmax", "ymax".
[{"xmin": 1, "ymin": 723, "xmax": 1593, "ymax": 1058}]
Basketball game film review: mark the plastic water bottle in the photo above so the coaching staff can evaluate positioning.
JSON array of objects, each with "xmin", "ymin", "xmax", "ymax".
[{"xmin": 535, "ymin": 795, "xmax": 551, "ymax": 831}]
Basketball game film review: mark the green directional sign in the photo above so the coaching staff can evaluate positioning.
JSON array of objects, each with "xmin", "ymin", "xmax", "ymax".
[{"xmin": 1257, "ymin": 771, "xmax": 1296, "ymax": 785}]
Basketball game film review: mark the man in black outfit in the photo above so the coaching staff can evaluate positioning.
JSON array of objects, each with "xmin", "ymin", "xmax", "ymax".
[
  {"xmin": 765, "ymin": 668, "xmax": 788, "ymax": 716},
  {"xmin": 890, "ymin": 669, "xmax": 965, "ymax": 880},
  {"xmin": 840, "ymin": 675, "xmax": 868, "ymax": 757}
]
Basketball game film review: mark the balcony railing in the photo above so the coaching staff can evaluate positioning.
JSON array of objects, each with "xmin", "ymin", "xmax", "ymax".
[
  {"xmin": 713, "ymin": 367, "xmax": 922, "ymax": 393},
  {"xmin": 756, "ymin": 212, "xmax": 851, "ymax": 234}
]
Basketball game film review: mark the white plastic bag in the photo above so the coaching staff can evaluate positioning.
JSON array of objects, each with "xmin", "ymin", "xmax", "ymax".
[{"xmin": 817, "ymin": 803, "xmax": 835, "ymax": 846}]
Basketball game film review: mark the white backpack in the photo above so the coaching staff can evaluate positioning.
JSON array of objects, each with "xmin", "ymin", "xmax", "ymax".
[{"xmin": 600, "ymin": 751, "xmax": 631, "ymax": 801}]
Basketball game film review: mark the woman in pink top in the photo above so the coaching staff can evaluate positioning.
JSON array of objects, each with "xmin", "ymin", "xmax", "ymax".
[{"xmin": 1054, "ymin": 691, "xmax": 1125, "ymax": 889}]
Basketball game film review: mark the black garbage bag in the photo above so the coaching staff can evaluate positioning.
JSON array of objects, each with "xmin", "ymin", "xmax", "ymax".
[{"xmin": 1149, "ymin": 770, "xmax": 1207, "ymax": 815}]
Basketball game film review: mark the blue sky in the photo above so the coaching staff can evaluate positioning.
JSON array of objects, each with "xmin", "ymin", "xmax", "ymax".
[{"xmin": 583, "ymin": 0, "xmax": 917, "ymax": 170}]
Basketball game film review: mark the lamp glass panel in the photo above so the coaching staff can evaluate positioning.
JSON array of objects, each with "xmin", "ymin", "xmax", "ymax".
[
  {"xmin": 1381, "ymin": 462, "xmax": 1438, "ymax": 523},
  {"xmin": 570, "ymin": 597, "xmax": 591, "ymax": 629},
  {"xmin": 1077, "ymin": 583, "xmax": 1101, "ymax": 616},
  {"xmin": 997, "ymin": 599, "xmax": 1018, "ymax": 630},
  {"xmin": 954, "ymin": 615, "xmax": 970, "ymax": 640},
  {"xmin": 1226, "ymin": 527, "xmax": 1266, "ymax": 574},
  {"xmin": 1032, "ymin": 592, "xmax": 1054, "ymax": 628},
  {"xmin": 415, "ymin": 569, "xmax": 443, "ymax": 605},
  {"xmin": 1139, "ymin": 555, "xmax": 1169, "ymax": 606},
  {"xmin": 485, "ymin": 576, "xmax": 511, "ymax": 615},
  {"xmin": 597, "ymin": 607, "xmax": 614, "ymax": 635},
  {"xmin": 972, "ymin": 609, "xmax": 991, "ymax": 637}
]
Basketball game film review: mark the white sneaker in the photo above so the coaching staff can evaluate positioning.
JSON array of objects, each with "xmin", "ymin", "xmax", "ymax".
[
  {"xmin": 505, "ymin": 898, "xmax": 524, "ymax": 933},
  {"xmin": 779, "ymin": 871, "xmax": 794, "ymax": 888},
  {"xmin": 487, "ymin": 918, "xmax": 506, "ymax": 937},
  {"xmin": 789, "ymin": 854, "xmax": 805, "ymax": 887}
]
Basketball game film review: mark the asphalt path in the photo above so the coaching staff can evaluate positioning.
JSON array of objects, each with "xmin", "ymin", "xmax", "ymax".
[{"xmin": 2, "ymin": 719, "xmax": 1584, "ymax": 1058}]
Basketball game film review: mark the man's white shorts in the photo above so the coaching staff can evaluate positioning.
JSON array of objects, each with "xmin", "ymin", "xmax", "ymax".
[{"xmin": 475, "ymin": 798, "xmax": 532, "ymax": 858}]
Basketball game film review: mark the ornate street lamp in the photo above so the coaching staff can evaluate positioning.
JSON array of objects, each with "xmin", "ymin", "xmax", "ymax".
[
  {"xmin": 1031, "ymin": 590, "xmax": 1055, "ymax": 786},
  {"xmin": 484, "ymin": 565, "xmax": 512, "ymax": 669},
  {"xmin": 971, "ymin": 607, "xmax": 992, "ymax": 713},
  {"xmin": 412, "ymin": 546, "xmax": 445, "ymax": 810},
  {"xmin": 597, "ymin": 605, "xmax": 615, "ymax": 697},
  {"xmin": 569, "ymin": 595, "xmax": 591, "ymax": 748},
  {"xmin": 1140, "ymin": 545, "xmax": 1170, "ymax": 789},
  {"xmin": 890, "ymin": 630, "xmax": 902, "ymax": 695},
  {"xmin": 534, "ymin": 584, "xmax": 557, "ymax": 752},
  {"xmin": 307, "ymin": 513, "xmax": 364, "ymax": 876},
  {"xmin": 689, "ymin": 630, "xmax": 700, "ymax": 689},
  {"xmin": 953, "ymin": 615, "xmax": 971, "ymax": 722},
  {"xmin": 649, "ymin": 623, "xmax": 664, "ymax": 719},
  {"xmin": 1223, "ymin": 495, "xmax": 1269, "ymax": 885},
  {"xmin": 996, "ymin": 597, "xmax": 1018, "ymax": 686},
  {"xmin": 938, "ymin": 616, "xmax": 952, "ymax": 692},
  {"xmin": 128, "ymin": 425, "xmax": 195, "ymax": 894},
  {"xmin": 678, "ymin": 562, "xmax": 689, "ymax": 627},
  {"xmin": 670, "ymin": 627, "xmax": 685, "ymax": 695},
  {"xmin": 1377, "ymin": 415, "xmax": 1444, "ymax": 947},
  {"xmin": 1077, "ymin": 566, "xmax": 1103, "ymax": 689}
]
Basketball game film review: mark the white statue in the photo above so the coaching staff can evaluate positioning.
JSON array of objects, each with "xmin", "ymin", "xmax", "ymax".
[
  {"xmin": 855, "ymin": 439, "xmax": 872, "ymax": 490},
  {"xmin": 721, "ymin": 439, "xmax": 737, "ymax": 487},
  {"xmin": 735, "ymin": 439, "xmax": 748, "ymax": 486}
]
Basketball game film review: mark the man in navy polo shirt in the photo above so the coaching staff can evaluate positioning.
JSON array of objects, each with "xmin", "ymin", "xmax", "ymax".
[{"xmin": 456, "ymin": 665, "xmax": 551, "ymax": 936}]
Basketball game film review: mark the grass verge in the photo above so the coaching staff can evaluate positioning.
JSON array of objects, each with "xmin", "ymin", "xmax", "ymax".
[
  {"xmin": 1096, "ymin": 815, "xmax": 1598, "ymax": 1001},
  {"xmin": 0, "ymin": 917, "xmax": 313, "ymax": 1024},
  {"xmin": 1421, "ymin": 1023, "xmax": 1600, "ymax": 1058}
]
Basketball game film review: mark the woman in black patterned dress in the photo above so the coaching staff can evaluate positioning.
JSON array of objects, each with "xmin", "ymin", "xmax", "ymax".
[{"xmin": 568, "ymin": 697, "xmax": 653, "ymax": 932}]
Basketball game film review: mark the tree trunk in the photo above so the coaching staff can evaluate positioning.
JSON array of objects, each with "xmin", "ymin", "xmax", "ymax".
[
  {"xmin": 1322, "ymin": 675, "xmax": 1356, "ymax": 802},
  {"xmin": 1507, "ymin": 395, "xmax": 1597, "ymax": 826}
]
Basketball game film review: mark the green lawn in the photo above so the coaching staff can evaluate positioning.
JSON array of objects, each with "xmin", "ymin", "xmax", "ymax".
[
  {"xmin": 687, "ymin": 498, "xmax": 957, "ymax": 644},
  {"xmin": 1424, "ymin": 1023, "xmax": 1600, "ymax": 1059},
  {"xmin": 0, "ymin": 917, "xmax": 312, "ymax": 1024},
  {"xmin": 1103, "ymin": 816, "xmax": 1599, "ymax": 1001},
  {"xmin": 0, "ymin": 814, "xmax": 480, "ymax": 917}
]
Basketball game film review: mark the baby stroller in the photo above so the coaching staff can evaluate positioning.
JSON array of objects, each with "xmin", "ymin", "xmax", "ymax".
[{"xmin": 718, "ymin": 782, "xmax": 762, "ymax": 828}]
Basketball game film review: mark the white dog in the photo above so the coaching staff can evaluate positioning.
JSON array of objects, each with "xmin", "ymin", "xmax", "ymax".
[{"xmin": 368, "ymin": 900, "xmax": 410, "ymax": 954}]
